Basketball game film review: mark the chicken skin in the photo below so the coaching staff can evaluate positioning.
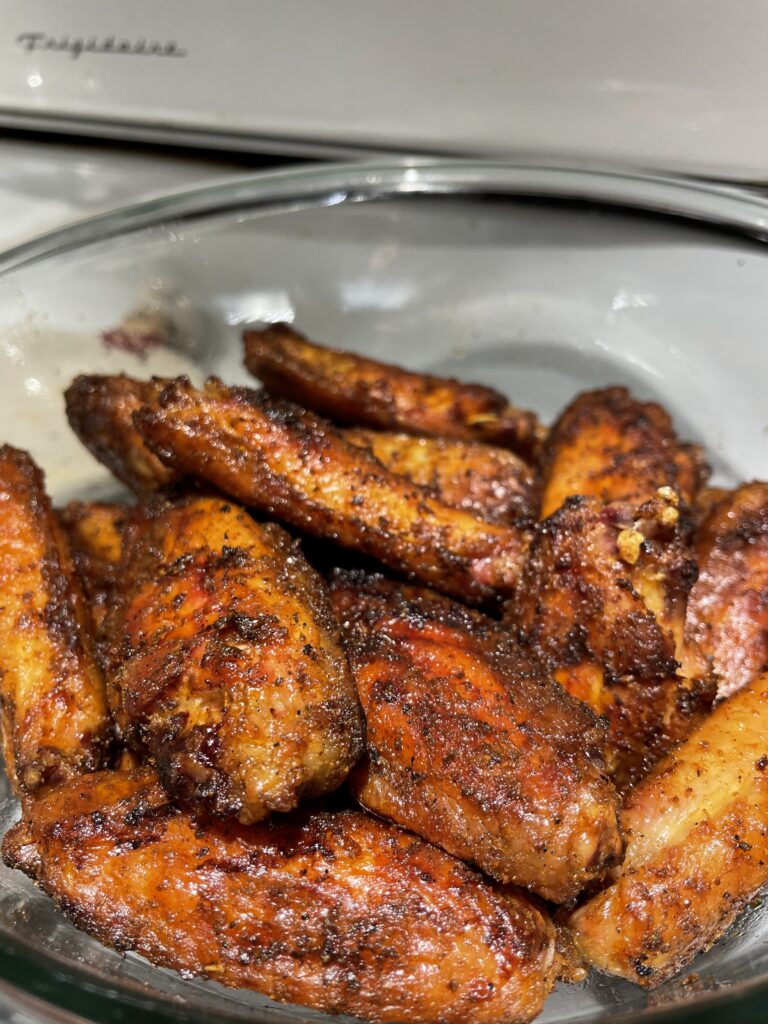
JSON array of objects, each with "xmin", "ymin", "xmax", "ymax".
[
  {"xmin": 569, "ymin": 671, "xmax": 768, "ymax": 987},
  {"xmin": 108, "ymin": 497, "xmax": 363, "ymax": 823},
  {"xmin": 3, "ymin": 768, "xmax": 559, "ymax": 1024},
  {"xmin": 686, "ymin": 482, "xmax": 768, "ymax": 699},
  {"xmin": 538, "ymin": 387, "xmax": 707, "ymax": 519},
  {"xmin": 133, "ymin": 377, "xmax": 530, "ymax": 605},
  {"xmin": 344, "ymin": 429, "xmax": 535, "ymax": 524},
  {"xmin": 329, "ymin": 571, "xmax": 623, "ymax": 904},
  {"xmin": 65, "ymin": 374, "xmax": 180, "ymax": 494},
  {"xmin": 514, "ymin": 492, "xmax": 714, "ymax": 789},
  {"xmin": 0, "ymin": 447, "xmax": 111, "ymax": 796},
  {"xmin": 58, "ymin": 500, "xmax": 131, "ymax": 664},
  {"xmin": 243, "ymin": 323, "xmax": 543, "ymax": 458}
]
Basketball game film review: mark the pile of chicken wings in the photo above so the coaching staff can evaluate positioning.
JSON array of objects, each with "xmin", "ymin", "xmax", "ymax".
[{"xmin": 1, "ymin": 322, "xmax": 767, "ymax": 1024}]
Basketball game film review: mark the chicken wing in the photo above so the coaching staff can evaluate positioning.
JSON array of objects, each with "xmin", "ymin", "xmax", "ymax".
[
  {"xmin": 686, "ymin": 482, "xmax": 768, "ymax": 699},
  {"xmin": 344, "ymin": 429, "xmax": 535, "ymax": 524},
  {"xmin": 58, "ymin": 500, "xmax": 131, "ymax": 665},
  {"xmin": 329, "ymin": 571, "xmax": 622, "ymax": 904},
  {"xmin": 514, "ymin": 492, "xmax": 714, "ymax": 789},
  {"xmin": 0, "ymin": 447, "xmax": 111, "ymax": 795},
  {"xmin": 243, "ymin": 323, "xmax": 543, "ymax": 458},
  {"xmin": 3, "ymin": 768, "xmax": 559, "ymax": 1024},
  {"xmin": 569, "ymin": 671, "xmax": 768, "ymax": 987},
  {"xmin": 538, "ymin": 387, "xmax": 707, "ymax": 519},
  {"xmin": 133, "ymin": 377, "xmax": 529, "ymax": 605},
  {"xmin": 107, "ymin": 496, "xmax": 363, "ymax": 823},
  {"xmin": 65, "ymin": 374, "xmax": 180, "ymax": 494}
]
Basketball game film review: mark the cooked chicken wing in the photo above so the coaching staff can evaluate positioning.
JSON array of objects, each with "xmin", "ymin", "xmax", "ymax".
[
  {"xmin": 0, "ymin": 447, "xmax": 111, "ymax": 795},
  {"xmin": 686, "ymin": 482, "xmax": 768, "ymax": 699},
  {"xmin": 344, "ymin": 429, "xmax": 535, "ymax": 524},
  {"xmin": 132, "ymin": 377, "xmax": 529, "ymax": 605},
  {"xmin": 569, "ymin": 671, "xmax": 768, "ymax": 987},
  {"xmin": 539, "ymin": 388, "xmax": 707, "ymax": 519},
  {"xmin": 107, "ymin": 496, "xmax": 363, "ymax": 823},
  {"xmin": 243, "ymin": 323, "xmax": 543, "ymax": 458},
  {"xmin": 58, "ymin": 500, "xmax": 131, "ymax": 663},
  {"xmin": 329, "ymin": 571, "xmax": 622, "ymax": 903},
  {"xmin": 3, "ymin": 768, "xmax": 559, "ymax": 1024},
  {"xmin": 514, "ymin": 492, "xmax": 714, "ymax": 789},
  {"xmin": 65, "ymin": 374, "xmax": 180, "ymax": 494}
]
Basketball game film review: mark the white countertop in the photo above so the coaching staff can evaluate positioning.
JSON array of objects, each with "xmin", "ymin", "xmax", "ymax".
[{"xmin": 0, "ymin": 136, "xmax": 267, "ymax": 250}]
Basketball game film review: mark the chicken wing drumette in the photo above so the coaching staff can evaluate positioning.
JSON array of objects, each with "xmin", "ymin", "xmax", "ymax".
[
  {"xmin": 107, "ymin": 496, "xmax": 364, "ymax": 823},
  {"xmin": 243, "ymin": 323, "xmax": 544, "ymax": 458},
  {"xmin": 329, "ymin": 571, "xmax": 623, "ymax": 903},
  {"xmin": 686, "ymin": 482, "xmax": 768, "ymax": 699},
  {"xmin": 569, "ymin": 670, "xmax": 768, "ymax": 987}
]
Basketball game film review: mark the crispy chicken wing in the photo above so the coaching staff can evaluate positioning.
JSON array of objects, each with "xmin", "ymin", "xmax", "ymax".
[
  {"xmin": 569, "ymin": 671, "xmax": 768, "ymax": 987},
  {"xmin": 3, "ymin": 768, "xmax": 559, "ymax": 1024},
  {"xmin": 108, "ymin": 497, "xmax": 363, "ymax": 823},
  {"xmin": 329, "ymin": 571, "xmax": 622, "ymax": 903},
  {"xmin": 58, "ymin": 501, "xmax": 131, "ymax": 663},
  {"xmin": 686, "ymin": 482, "xmax": 768, "ymax": 699},
  {"xmin": 65, "ymin": 374, "xmax": 180, "ymax": 494},
  {"xmin": 514, "ymin": 493, "xmax": 714, "ymax": 789},
  {"xmin": 133, "ymin": 377, "xmax": 529, "ymax": 605},
  {"xmin": 243, "ymin": 323, "xmax": 543, "ymax": 458},
  {"xmin": 0, "ymin": 447, "xmax": 111, "ymax": 795},
  {"xmin": 539, "ymin": 388, "xmax": 707, "ymax": 519},
  {"xmin": 344, "ymin": 429, "xmax": 535, "ymax": 524}
]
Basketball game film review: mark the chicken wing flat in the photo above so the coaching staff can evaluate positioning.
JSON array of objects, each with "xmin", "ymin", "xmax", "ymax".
[
  {"xmin": 65, "ymin": 374, "xmax": 180, "ymax": 494},
  {"xmin": 58, "ymin": 501, "xmax": 131, "ymax": 663},
  {"xmin": 329, "ymin": 571, "xmax": 622, "ymax": 904},
  {"xmin": 3, "ymin": 768, "xmax": 559, "ymax": 1024},
  {"xmin": 514, "ymin": 493, "xmax": 714, "ymax": 789},
  {"xmin": 686, "ymin": 482, "xmax": 768, "ymax": 699},
  {"xmin": 569, "ymin": 671, "xmax": 768, "ymax": 987},
  {"xmin": 344, "ymin": 428, "xmax": 535, "ymax": 524},
  {"xmin": 133, "ymin": 377, "xmax": 529, "ymax": 605},
  {"xmin": 108, "ymin": 496, "xmax": 363, "ymax": 823},
  {"xmin": 243, "ymin": 323, "xmax": 543, "ymax": 458},
  {"xmin": 539, "ymin": 388, "xmax": 707, "ymax": 519},
  {"xmin": 0, "ymin": 447, "xmax": 111, "ymax": 795}
]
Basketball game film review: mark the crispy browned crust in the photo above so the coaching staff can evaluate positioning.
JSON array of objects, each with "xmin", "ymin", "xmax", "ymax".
[
  {"xmin": 107, "ymin": 497, "xmax": 363, "ymax": 823},
  {"xmin": 58, "ymin": 501, "xmax": 132, "ymax": 666},
  {"xmin": 329, "ymin": 571, "xmax": 623, "ymax": 904},
  {"xmin": 243, "ymin": 323, "xmax": 543, "ymax": 458},
  {"xmin": 686, "ymin": 482, "xmax": 768, "ymax": 699},
  {"xmin": 0, "ymin": 447, "xmax": 111, "ymax": 794},
  {"xmin": 513, "ymin": 494, "xmax": 714, "ymax": 790},
  {"xmin": 3, "ymin": 768, "xmax": 559, "ymax": 1024},
  {"xmin": 133, "ymin": 377, "xmax": 529, "ymax": 606},
  {"xmin": 64, "ymin": 374, "xmax": 180, "ymax": 494},
  {"xmin": 569, "ymin": 672, "xmax": 768, "ymax": 987},
  {"xmin": 539, "ymin": 388, "xmax": 708, "ymax": 519},
  {"xmin": 344, "ymin": 429, "xmax": 535, "ymax": 524}
]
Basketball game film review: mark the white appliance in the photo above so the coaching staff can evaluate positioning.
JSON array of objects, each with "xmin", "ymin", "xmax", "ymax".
[{"xmin": 1, "ymin": 0, "xmax": 768, "ymax": 180}]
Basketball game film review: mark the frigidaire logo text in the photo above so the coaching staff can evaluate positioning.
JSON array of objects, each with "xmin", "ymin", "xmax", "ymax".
[{"xmin": 16, "ymin": 32, "xmax": 187, "ymax": 59}]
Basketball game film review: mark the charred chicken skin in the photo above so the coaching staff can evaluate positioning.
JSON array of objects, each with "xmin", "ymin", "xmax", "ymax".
[
  {"xmin": 4, "ymin": 769, "xmax": 559, "ymax": 1024},
  {"xmin": 0, "ymin": 447, "xmax": 111, "ymax": 796},
  {"xmin": 514, "ymin": 492, "xmax": 714, "ymax": 790},
  {"xmin": 344, "ymin": 428, "xmax": 535, "ymax": 524},
  {"xmin": 64, "ymin": 374, "xmax": 180, "ymax": 494},
  {"xmin": 686, "ymin": 482, "xmax": 768, "ymax": 699},
  {"xmin": 569, "ymin": 671, "xmax": 768, "ymax": 987},
  {"xmin": 108, "ymin": 496, "xmax": 364, "ymax": 823},
  {"xmin": 243, "ymin": 322, "xmax": 543, "ymax": 458},
  {"xmin": 132, "ymin": 376, "xmax": 530, "ymax": 605},
  {"xmin": 329, "ymin": 571, "xmax": 623, "ymax": 904},
  {"xmin": 538, "ymin": 387, "xmax": 707, "ymax": 519}
]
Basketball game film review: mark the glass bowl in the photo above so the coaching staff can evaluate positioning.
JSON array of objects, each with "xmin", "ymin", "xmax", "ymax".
[{"xmin": 0, "ymin": 160, "xmax": 767, "ymax": 1024}]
